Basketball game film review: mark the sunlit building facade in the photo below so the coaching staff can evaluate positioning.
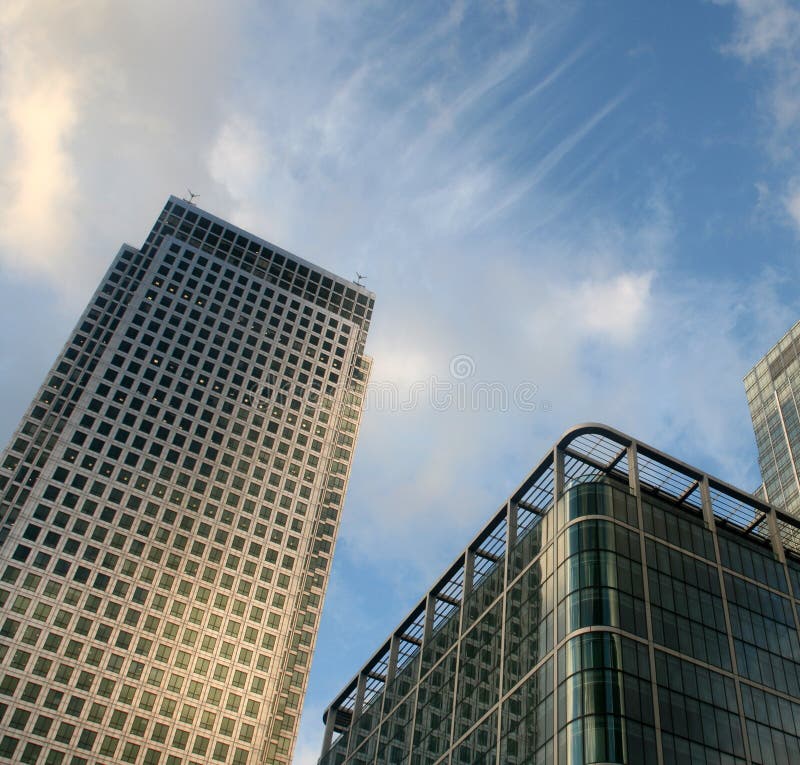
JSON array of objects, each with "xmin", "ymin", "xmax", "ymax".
[
  {"xmin": 319, "ymin": 424, "xmax": 800, "ymax": 764},
  {"xmin": 745, "ymin": 320, "xmax": 800, "ymax": 518},
  {"xmin": 0, "ymin": 196, "xmax": 373, "ymax": 765}
]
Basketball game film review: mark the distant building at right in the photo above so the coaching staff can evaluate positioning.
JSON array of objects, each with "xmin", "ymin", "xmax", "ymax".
[{"xmin": 745, "ymin": 320, "xmax": 800, "ymax": 516}]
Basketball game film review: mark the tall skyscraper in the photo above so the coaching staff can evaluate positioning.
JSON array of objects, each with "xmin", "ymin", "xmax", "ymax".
[
  {"xmin": 745, "ymin": 320, "xmax": 800, "ymax": 517},
  {"xmin": 0, "ymin": 196, "xmax": 374, "ymax": 765},
  {"xmin": 318, "ymin": 423, "xmax": 800, "ymax": 764}
]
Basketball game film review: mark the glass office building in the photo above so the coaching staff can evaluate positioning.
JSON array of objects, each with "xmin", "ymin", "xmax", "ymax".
[
  {"xmin": 0, "ymin": 196, "xmax": 374, "ymax": 765},
  {"xmin": 319, "ymin": 424, "xmax": 800, "ymax": 764},
  {"xmin": 745, "ymin": 320, "xmax": 800, "ymax": 519}
]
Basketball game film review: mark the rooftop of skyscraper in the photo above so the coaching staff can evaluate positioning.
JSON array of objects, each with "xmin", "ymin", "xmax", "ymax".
[{"xmin": 0, "ymin": 198, "xmax": 377, "ymax": 764}]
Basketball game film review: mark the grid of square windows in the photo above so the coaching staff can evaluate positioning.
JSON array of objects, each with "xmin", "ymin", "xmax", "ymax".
[
  {"xmin": 0, "ymin": 198, "xmax": 374, "ymax": 765},
  {"xmin": 745, "ymin": 322, "xmax": 800, "ymax": 519}
]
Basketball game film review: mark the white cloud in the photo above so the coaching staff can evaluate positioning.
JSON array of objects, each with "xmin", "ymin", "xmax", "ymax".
[
  {"xmin": 1, "ymin": 70, "xmax": 79, "ymax": 274},
  {"xmin": 721, "ymin": 0, "xmax": 800, "ymax": 136},
  {"xmin": 574, "ymin": 272, "xmax": 653, "ymax": 344},
  {"xmin": 786, "ymin": 186, "xmax": 800, "ymax": 229},
  {"xmin": 0, "ymin": 0, "xmax": 245, "ymax": 302},
  {"xmin": 718, "ymin": 0, "xmax": 800, "ymax": 62},
  {"xmin": 717, "ymin": 0, "xmax": 800, "ymax": 233},
  {"xmin": 0, "ymin": 2, "xmax": 81, "ymax": 288},
  {"xmin": 208, "ymin": 115, "xmax": 270, "ymax": 200},
  {"xmin": 368, "ymin": 346, "xmax": 433, "ymax": 391}
]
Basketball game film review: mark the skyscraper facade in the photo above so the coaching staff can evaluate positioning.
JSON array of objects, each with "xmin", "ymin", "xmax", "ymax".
[
  {"xmin": 745, "ymin": 320, "xmax": 800, "ymax": 518},
  {"xmin": 0, "ymin": 196, "xmax": 374, "ymax": 765},
  {"xmin": 319, "ymin": 424, "xmax": 800, "ymax": 765}
]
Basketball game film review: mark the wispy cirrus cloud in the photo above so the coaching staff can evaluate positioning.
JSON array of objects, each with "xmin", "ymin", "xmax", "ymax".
[{"xmin": 715, "ymin": 0, "xmax": 800, "ymax": 232}]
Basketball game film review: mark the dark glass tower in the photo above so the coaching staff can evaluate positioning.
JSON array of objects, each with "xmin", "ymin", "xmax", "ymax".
[
  {"xmin": 319, "ymin": 424, "xmax": 800, "ymax": 764},
  {"xmin": 0, "ymin": 196, "xmax": 374, "ymax": 765}
]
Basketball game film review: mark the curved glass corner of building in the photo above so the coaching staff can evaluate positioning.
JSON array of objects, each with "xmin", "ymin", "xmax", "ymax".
[
  {"xmin": 320, "ymin": 444, "xmax": 800, "ymax": 765},
  {"xmin": 556, "ymin": 480, "xmax": 657, "ymax": 765}
]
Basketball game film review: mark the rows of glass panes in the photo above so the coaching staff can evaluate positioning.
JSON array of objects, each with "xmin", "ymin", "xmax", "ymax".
[
  {"xmin": 323, "ymin": 478, "xmax": 800, "ymax": 765},
  {"xmin": 0, "ymin": 235, "xmax": 366, "ymax": 764}
]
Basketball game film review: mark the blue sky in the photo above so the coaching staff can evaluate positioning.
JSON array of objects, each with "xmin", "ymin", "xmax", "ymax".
[{"xmin": 2, "ymin": 0, "xmax": 800, "ymax": 761}]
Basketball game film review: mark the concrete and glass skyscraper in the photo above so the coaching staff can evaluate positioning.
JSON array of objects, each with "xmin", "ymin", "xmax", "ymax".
[
  {"xmin": 745, "ymin": 320, "xmax": 800, "ymax": 517},
  {"xmin": 0, "ymin": 196, "xmax": 374, "ymax": 765}
]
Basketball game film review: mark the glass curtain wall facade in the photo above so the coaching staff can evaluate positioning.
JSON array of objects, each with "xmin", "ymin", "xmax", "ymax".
[
  {"xmin": 745, "ymin": 319, "xmax": 800, "ymax": 518},
  {"xmin": 0, "ymin": 196, "xmax": 374, "ymax": 765},
  {"xmin": 319, "ymin": 424, "xmax": 800, "ymax": 765}
]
